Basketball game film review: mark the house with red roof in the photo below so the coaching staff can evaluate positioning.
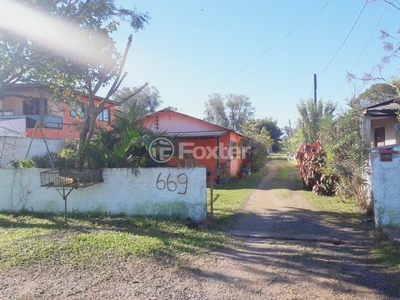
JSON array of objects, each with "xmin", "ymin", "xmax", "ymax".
[{"xmin": 142, "ymin": 109, "xmax": 248, "ymax": 181}]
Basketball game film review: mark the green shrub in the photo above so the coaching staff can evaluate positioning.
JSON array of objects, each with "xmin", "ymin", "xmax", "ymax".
[{"xmin": 11, "ymin": 158, "xmax": 35, "ymax": 169}]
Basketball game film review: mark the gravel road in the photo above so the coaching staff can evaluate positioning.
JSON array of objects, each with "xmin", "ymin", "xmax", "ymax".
[{"xmin": 1, "ymin": 157, "xmax": 399, "ymax": 299}]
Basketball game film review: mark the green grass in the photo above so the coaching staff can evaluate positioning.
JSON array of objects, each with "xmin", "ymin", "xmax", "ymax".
[
  {"xmin": 370, "ymin": 230, "xmax": 400, "ymax": 269},
  {"xmin": 300, "ymin": 186, "xmax": 400, "ymax": 270},
  {"xmin": 275, "ymin": 166, "xmax": 288, "ymax": 180},
  {"xmin": 302, "ymin": 192, "xmax": 362, "ymax": 222},
  {"xmin": 206, "ymin": 170, "xmax": 267, "ymax": 228},
  {"xmin": 0, "ymin": 169, "xmax": 266, "ymax": 270},
  {"xmin": 0, "ymin": 212, "xmax": 234, "ymax": 269}
]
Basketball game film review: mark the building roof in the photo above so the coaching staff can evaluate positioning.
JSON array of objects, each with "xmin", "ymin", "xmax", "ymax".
[
  {"xmin": 362, "ymin": 98, "xmax": 400, "ymax": 117},
  {"xmin": 167, "ymin": 130, "xmax": 229, "ymax": 139},
  {"xmin": 144, "ymin": 109, "xmax": 245, "ymax": 137}
]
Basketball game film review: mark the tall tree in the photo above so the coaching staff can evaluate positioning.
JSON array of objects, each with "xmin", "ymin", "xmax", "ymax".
[
  {"xmin": 348, "ymin": 83, "xmax": 398, "ymax": 110},
  {"xmin": 204, "ymin": 93, "xmax": 230, "ymax": 128},
  {"xmin": 204, "ymin": 93, "xmax": 255, "ymax": 131},
  {"xmin": 0, "ymin": 0, "xmax": 150, "ymax": 167},
  {"xmin": 296, "ymin": 98, "xmax": 337, "ymax": 145},
  {"xmin": 257, "ymin": 117, "xmax": 283, "ymax": 152},
  {"xmin": 114, "ymin": 86, "xmax": 162, "ymax": 115},
  {"xmin": 0, "ymin": 0, "xmax": 149, "ymax": 100},
  {"xmin": 111, "ymin": 85, "xmax": 162, "ymax": 129},
  {"xmin": 240, "ymin": 119, "xmax": 273, "ymax": 172}
]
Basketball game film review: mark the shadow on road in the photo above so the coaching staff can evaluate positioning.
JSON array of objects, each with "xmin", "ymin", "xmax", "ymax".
[{"xmin": 206, "ymin": 156, "xmax": 400, "ymax": 299}]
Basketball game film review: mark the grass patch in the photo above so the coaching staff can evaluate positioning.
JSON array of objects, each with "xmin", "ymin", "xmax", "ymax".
[
  {"xmin": 207, "ymin": 170, "xmax": 267, "ymax": 229},
  {"xmin": 300, "ymin": 190, "xmax": 363, "ymax": 225},
  {"xmin": 0, "ymin": 167, "xmax": 267, "ymax": 270},
  {"xmin": 0, "ymin": 212, "xmax": 234, "ymax": 269},
  {"xmin": 370, "ymin": 230, "xmax": 400, "ymax": 269},
  {"xmin": 275, "ymin": 162, "xmax": 289, "ymax": 180},
  {"xmin": 300, "ymin": 189, "xmax": 400, "ymax": 269}
]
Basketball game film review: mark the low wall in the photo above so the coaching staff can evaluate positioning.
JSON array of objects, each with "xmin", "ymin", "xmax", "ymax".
[
  {"xmin": 0, "ymin": 136, "xmax": 63, "ymax": 168},
  {"xmin": 370, "ymin": 149, "xmax": 400, "ymax": 228},
  {"xmin": 0, "ymin": 167, "xmax": 207, "ymax": 222}
]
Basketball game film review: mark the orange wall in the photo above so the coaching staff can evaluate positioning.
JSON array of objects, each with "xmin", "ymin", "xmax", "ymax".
[
  {"xmin": 27, "ymin": 99, "xmax": 116, "ymax": 139},
  {"xmin": 143, "ymin": 110, "xmax": 245, "ymax": 178},
  {"xmin": 0, "ymin": 88, "xmax": 116, "ymax": 140},
  {"xmin": 167, "ymin": 132, "xmax": 244, "ymax": 178}
]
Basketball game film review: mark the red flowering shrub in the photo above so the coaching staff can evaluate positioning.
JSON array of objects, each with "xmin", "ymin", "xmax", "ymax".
[{"xmin": 295, "ymin": 140, "xmax": 339, "ymax": 196}]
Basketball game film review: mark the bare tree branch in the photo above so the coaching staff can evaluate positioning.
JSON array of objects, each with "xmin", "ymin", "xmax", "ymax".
[
  {"xmin": 384, "ymin": 0, "xmax": 400, "ymax": 10},
  {"xmin": 106, "ymin": 34, "xmax": 133, "ymax": 99}
]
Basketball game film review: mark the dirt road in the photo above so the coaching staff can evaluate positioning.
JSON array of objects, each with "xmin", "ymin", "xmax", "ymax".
[{"xmin": 1, "ymin": 157, "xmax": 399, "ymax": 299}]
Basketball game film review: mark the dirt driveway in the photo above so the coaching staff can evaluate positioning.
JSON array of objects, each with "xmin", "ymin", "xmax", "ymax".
[{"xmin": 1, "ymin": 158, "xmax": 399, "ymax": 299}]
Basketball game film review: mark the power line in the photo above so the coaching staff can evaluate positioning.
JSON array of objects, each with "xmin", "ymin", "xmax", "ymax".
[
  {"xmin": 330, "ymin": 4, "xmax": 387, "ymax": 97},
  {"xmin": 319, "ymin": 1, "xmax": 368, "ymax": 75},
  {"xmin": 180, "ymin": 0, "xmax": 335, "ymax": 112}
]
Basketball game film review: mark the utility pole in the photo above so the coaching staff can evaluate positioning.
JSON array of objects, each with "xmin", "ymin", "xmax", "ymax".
[
  {"xmin": 314, "ymin": 73, "xmax": 317, "ymax": 105},
  {"xmin": 288, "ymin": 119, "xmax": 293, "ymax": 138}
]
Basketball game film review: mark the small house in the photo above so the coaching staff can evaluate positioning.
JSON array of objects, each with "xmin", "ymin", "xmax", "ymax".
[{"xmin": 142, "ymin": 109, "xmax": 248, "ymax": 180}]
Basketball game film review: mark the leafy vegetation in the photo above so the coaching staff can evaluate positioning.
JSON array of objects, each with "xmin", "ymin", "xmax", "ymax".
[
  {"xmin": 254, "ymin": 117, "xmax": 283, "ymax": 152},
  {"xmin": 296, "ymin": 98, "xmax": 336, "ymax": 145},
  {"xmin": 11, "ymin": 158, "xmax": 35, "ymax": 169},
  {"xmin": 1, "ymin": 0, "xmax": 151, "ymax": 167},
  {"xmin": 295, "ymin": 140, "xmax": 339, "ymax": 196},
  {"xmin": 293, "ymin": 97, "xmax": 371, "ymax": 207},
  {"xmin": 204, "ymin": 93, "xmax": 255, "ymax": 131},
  {"xmin": 239, "ymin": 120, "xmax": 273, "ymax": 173},
  {"xmin": 113, "ymin": 85, "xmax": 163, "ymax": 115},
  {"xmin": 348, "ymin": 83, "xmax": 398, "ymax": 110},
  {"xmin": 320, "ymin": 111, "xmax": 371, "ymax": 210},
  {"xmin": 84, "ymin": 106, "xmax": 170, "ymax": 168}
]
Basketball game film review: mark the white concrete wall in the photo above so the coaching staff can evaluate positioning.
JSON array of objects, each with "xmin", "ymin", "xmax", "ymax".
[
  {"xmin": 0, "ymin": 118, "xmax": 26, "ymax": 137},
  {"xmin": 0, "ymin": 167, "xmax": 207, "ymax": 222},
  {"xmin": 370, "ymin": 150, "xmax": 400, "ymax": 228},
  {"xmin": 0, "ymin": 136, "xmax": 63, "ymax": 168}
]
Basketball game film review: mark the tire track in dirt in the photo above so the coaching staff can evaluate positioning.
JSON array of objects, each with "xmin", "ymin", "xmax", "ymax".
[
  {"xmin": 225, "ymin": 158, "xmax": 339, "ymax": 236},
  {"xmin": 213, "ymin": 157, "xmax": 400, "ymax": 299}
]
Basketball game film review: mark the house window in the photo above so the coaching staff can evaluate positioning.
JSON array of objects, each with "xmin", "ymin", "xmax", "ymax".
[
  {"xmin": 230, "ymin": 141, "xmax": 238, "ymax": 159},
  {"xmin": 98, "ymin": 109, "xmax": 109, "ymax": 122},
  {"xmin": 70, "ymin": 103, "xmax": 85, "ymax": 118},
  {"xmin": 23, "ymin": 98, "xmax": 47, "ymax": 115}
]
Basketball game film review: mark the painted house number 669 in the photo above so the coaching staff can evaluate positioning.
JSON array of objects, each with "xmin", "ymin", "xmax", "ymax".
[{"xmin": 156, "ymin": 173, "xmax": 188, "ymax": 195}]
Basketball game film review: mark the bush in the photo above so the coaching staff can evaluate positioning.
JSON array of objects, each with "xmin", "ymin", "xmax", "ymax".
[
  {"xmin": 295, "ymin": 140, "xmax": 339, "ymax": 196},
  {"xmin": 320, "ymin": 111, "xmax": 371, "ymax": 210},
  {"xmin": 31, "ymin": 152, "xmax": 58, "ymax": 168},
  {"xmin": 11, "ymin": 158, "xmax": 35, "ymax": 169}
]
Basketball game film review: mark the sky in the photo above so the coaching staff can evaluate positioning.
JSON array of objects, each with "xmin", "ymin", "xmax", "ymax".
[
  {"xmin": 107, "ymin": 0, "xmax": 400, "ymax": 129},
  {"xmin": 3, "ymin": 0, "xmax": 397, "ymax": 130}
]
